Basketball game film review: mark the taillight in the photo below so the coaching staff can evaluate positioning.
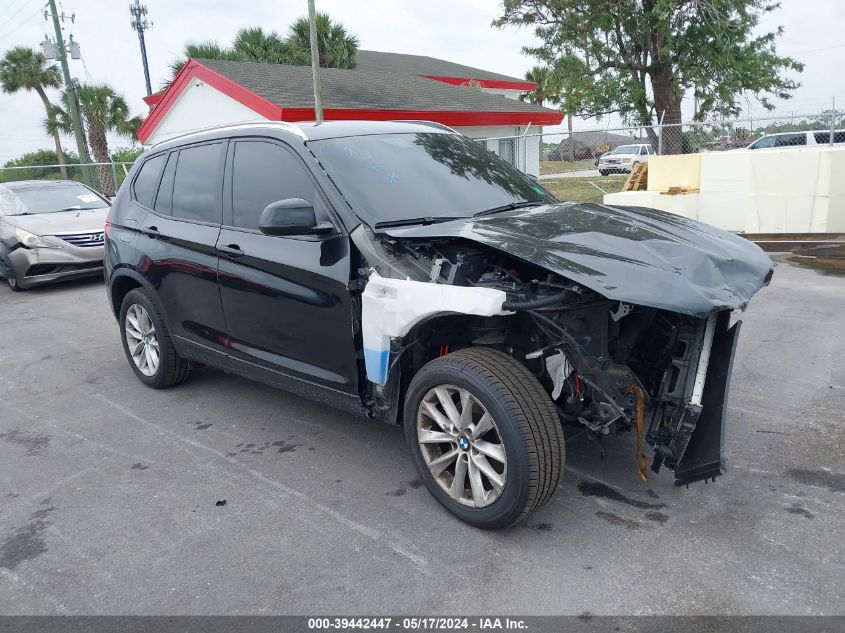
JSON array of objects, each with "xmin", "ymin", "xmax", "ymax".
[{"xmin": 104, "ymin": 218, "xmax": 113, "ymax": 239}]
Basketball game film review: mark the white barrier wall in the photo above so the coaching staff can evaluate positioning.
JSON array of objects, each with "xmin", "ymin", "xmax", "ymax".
[{"xmin": 605, "ymin": 146, "xmax": 845, "ymax": 233}]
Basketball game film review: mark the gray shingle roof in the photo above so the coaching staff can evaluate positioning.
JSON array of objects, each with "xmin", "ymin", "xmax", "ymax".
[
  {"xmin": 355, "ymin": 50, "xmax": 529, "ymax": 84},
  {"xmin": 197, "ymin": 59, "xmax": 557, "ymax": 115}
]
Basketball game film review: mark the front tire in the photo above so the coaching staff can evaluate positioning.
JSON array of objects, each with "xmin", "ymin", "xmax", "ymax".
[
  {"xmin": 0, "ymin": 256, "xmax": 22, "ymax": 291},
  {"xmin": 119, "ymin": 288, "xmax": 194, "ymax": 388},
  {"xmin": 404, "ymin": 348, "xmax": 564, "ymax": 529}
]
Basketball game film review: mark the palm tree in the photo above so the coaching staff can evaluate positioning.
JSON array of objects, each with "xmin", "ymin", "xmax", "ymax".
[
  {"xmin": 287, "ymin": 13, "xmax": 358, "ymax": 69},
  {"xmin": 0, "ymin": 47, "xmax": 68, "ymax": 178},
  {"xmin": 520, "ymin": 66, "xmax": 563, "ymax": 161},
  {"xmin": 520, "ymin": 66, "xmax": 560, "ymax": 107},
  {"xmin": 233, "ymin": 27, "xmax": 301, "ymax": 64},
  {"xmin": 167, "ymin": 14, "xmax": 357, "ymax": 80},
  {"xmin": 49, "ymin": 83, "xmax": 142, "ymax": 195}
]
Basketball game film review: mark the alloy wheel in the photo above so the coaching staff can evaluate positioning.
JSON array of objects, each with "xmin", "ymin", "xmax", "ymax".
[
  {"xmin": 124, "ymin": 303, "xmax": 160, "ymax": 377},
  {"xmin": 417, "ymin": 385, "xmax": 507, "ymax": 508}
]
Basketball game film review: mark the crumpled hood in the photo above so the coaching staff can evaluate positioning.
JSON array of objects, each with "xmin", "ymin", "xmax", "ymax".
[
  {"xmin": 383, "ymin": 202, "xmax": 774, "ymax": 318},
  {"xmin": 4, "ymin": 208, "xmax": 109, "ymax": 236}
]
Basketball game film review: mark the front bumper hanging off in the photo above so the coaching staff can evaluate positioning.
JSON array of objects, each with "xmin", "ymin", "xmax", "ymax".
[{"xmin": 672, "ymin": 312, "xmax": 742, "ymax": 486}]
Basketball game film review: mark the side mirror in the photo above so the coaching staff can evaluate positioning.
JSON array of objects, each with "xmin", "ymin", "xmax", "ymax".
[{"xmin": 259, "ymin": 198, "xmax": 334, "ymax": 236}]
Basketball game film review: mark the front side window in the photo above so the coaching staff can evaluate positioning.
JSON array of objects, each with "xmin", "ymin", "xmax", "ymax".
[
  {"xmin": 749, "ymin": 136, "xmax": 776, "ymax": 149},
  {"xmin": 132, "ymin": 153, "xmax": 166, "ymax": 208},
  {"xmin": 310, "ymin": 132, "xmax": 554, "ymax": 224},
  {"xmin": 231, "ymin": 141, "xmax": 316, "ymax": 231},
  {"xmin": 171, "ymin": 143, "xmax": 222, "ymax": 223}
]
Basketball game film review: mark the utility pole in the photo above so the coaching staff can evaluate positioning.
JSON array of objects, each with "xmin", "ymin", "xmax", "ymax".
[
  {"xmin": 129, "ymin": 0, "xmax": 152, "ymax": 96},
  {"xmin": 307, "ymin": 0, "xmax": 323, "ymax": 123},
  {"xmin": 46, "ymin": 0, "xmax": 92, "ymax": 179}
]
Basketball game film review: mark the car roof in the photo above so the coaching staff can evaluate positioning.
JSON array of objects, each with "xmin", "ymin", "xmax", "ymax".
[
  {"xmin": 149, "ymin": 120, "xmax": 455, "ymax": 152},
  {"xmin": 0, "ymin": 180, "xmax": 87, "ymax": 191}
]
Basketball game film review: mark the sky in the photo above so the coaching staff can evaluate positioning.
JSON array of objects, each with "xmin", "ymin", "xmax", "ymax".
[{"xmin": 0, "ymin": 0, "xmax": 843, "ymax": 164}]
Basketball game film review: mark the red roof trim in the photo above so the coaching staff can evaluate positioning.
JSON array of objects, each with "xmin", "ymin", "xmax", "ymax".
[
  {"xmin": 136, "ymin": 59, "xmax": 284, "ymax": 143},
  {"xmin": 136, "ymin": 60, "xmax": 560, "ymax": 143},
  {"xmin": 421, "ymin": 75, "xmax": 537, "ymax": 91},
  {"xmin": 282, "ymin": 108, "xmax": 562, "ymax": 127},
  {"xmin": 142, "ymin": 91, "xmax": 164, "ymax": 107}
]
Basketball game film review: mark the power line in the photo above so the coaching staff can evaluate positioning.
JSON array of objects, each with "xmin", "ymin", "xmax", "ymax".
[
  {"xmin": 0, "ymin": 4, "xmax": 45, "ymax": 41},
  {"xmin": 0, "ymin": 0, "xmax": 33, "ymax": 30}
]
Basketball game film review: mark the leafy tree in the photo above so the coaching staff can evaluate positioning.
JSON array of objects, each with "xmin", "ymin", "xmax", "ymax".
[
  {"xmin": 0, "ymin": 47, "xmax": 68, "ymax": 178},
  {"xmin": 168, "ymin": 14, "xmax": 357, "ymax": 81},
  {"xmin": 0, "ymin": 149, "xmax": 80, "ymax": 183},
  {"xmin": 287, "ymin": 13, "xmax": 358, "ymax": 69},
  {"xmin": 48, "ymin": 83, "xmax": 143, "ymax": 195},
  {"xmin": 111, "ymin": 146, "xmax": 144, "ymax": 163},
  {"xmin": 495, "ymin": 0, "xmax": 803, "ymax": 154}
]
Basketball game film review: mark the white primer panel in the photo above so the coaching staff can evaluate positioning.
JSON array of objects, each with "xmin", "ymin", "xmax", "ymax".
[{"xmin": 361, "ymin": 272, "xmax": 510, "ymax": 385}]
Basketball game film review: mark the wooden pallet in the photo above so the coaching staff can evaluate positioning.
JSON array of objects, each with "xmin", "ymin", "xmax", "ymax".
[
  {"xmin": 660, "ymin": 186, "xmax": 700, "ymax": 195},
  {"xmin": 622, "ymin": 162, "xmax": 648, "ymax": 191}
]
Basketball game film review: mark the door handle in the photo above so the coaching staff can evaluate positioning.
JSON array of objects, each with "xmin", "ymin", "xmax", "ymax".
[
  {"xmin": 218, "ymin": 243, "xmax": 244, "ymax": 258},
  {"xmin": 141, "ymin": 225, "xmax": 159, "ymax": 238}
]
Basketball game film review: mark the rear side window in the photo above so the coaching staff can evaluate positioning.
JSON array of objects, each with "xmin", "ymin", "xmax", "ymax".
[
  {"xmin": 774, "ymin": 134, "xmax": 806, "ymax": 147},
  {"xmin": 132, "ymin": 154, "xmax": 166, "ymax": 208},
  {"xmin": 172, "ymin": 143, "xmax": 222, "ymax": 224},
  {"xmin": 230, "ymin": 141, "xmax": 316, "ymax": 230},
  {"xmin": 154, "ymin": 152, "xmax": 177, "ymax": 215},
  {"xmin": 813, "ymin": 131, "xmax": 845, "ymax": 144}
]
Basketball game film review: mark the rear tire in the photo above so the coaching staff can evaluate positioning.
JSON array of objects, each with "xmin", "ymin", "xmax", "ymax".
[
  {"xmin": 404, "ymin": 347, "xmax": 564, "ymax": 529},
  {"xmin": 119, "ymin": 288, "xmax": 194, "ymax": 388}
]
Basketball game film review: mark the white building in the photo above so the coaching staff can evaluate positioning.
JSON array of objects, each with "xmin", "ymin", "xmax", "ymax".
[{"xmin": 137, "ymin": 51, "xmax": 562, "ymax": 177}]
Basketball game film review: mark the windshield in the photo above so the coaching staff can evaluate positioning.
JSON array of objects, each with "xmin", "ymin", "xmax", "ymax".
[
  {"xmin": 309, "ymin": 132, "xmax": 556, "ymax": 224},
  {"xmin": 0, "ymin": 183, "xmax": 108, "ymax": 215},
  {"xmin": 612, "ymin": 145, "xmax": 641, "ymax": 155}
]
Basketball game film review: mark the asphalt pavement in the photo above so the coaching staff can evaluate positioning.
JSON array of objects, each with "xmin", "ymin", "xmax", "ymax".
[{"xmin": 0, "ymin": 255, "xmax": 843, "ymax": 615}]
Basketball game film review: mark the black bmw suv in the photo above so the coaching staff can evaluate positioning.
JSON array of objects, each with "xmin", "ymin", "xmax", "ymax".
[{"xmin": 105, "ymin": 121, "xmax": 772, "ymax": 528}]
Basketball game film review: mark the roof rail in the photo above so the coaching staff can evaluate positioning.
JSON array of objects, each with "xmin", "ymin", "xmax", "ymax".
[
  {"xmin": 389, "ymin": 120, "xmax": 457, "ymax": 133},
  {"xmin": 150, "ymin": 120, "xmax": 307, "ymax": 147}
]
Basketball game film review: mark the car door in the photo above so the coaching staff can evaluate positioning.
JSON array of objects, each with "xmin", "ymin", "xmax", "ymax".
[
  {"xmin": 136, "ymin": 141, "xmax": 228, "ymax": 353},
  {"xmin": 216, "ymin": 138, "xmax": 358, "ymax": 394}
]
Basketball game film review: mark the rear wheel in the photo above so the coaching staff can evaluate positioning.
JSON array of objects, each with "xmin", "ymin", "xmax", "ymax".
[
  {"xmin": 119, "ymin": 288, "xmax": 194, "ymax": 388},
  {"xmin": 404, "ymin": 347, "xmax": 564, "ymax": 529}
]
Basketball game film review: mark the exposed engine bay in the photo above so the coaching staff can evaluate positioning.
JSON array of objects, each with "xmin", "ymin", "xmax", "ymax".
[{"xmin": 353, "ymin": 228, "xmax": 745, "ymax": 487}]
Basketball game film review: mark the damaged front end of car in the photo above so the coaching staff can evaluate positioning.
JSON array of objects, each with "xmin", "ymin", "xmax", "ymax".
[{"xmin": 349, "ymin": 202, "xmax": 773, "ymax": 487}]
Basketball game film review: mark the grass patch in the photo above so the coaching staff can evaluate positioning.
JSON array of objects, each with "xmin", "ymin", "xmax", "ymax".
[
  {"xmin": 543, "ymin": 175, "xmax": 627, "ymax": 204},
  {"xmin": 540, "ymin": 159, "xmax": 595, "ymax": 175}
]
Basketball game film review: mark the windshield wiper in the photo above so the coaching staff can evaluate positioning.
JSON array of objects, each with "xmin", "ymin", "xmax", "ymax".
[
  {"xmin": 59, "ymin": 206, "xmax": 101, "ymax": 211},
  {"xmin": 373, "ymin": 215, "xmax": 467, "ymax": 230},
  {"xmin": 473, "ymin": 200, "xmax": 544, "ymax": 217}
]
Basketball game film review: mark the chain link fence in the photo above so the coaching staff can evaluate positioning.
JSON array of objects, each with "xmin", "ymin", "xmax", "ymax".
[
  {"xmin": 0, "ymin": 161, "xmax": 135, "ymax": 198},
  {"xmin": 477, "ymin": 108, "xmax": 844, "ymax": 204}
]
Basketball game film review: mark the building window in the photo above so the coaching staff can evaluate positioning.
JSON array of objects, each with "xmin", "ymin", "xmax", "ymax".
[{"xmin": 499, "ymin": 138, "xmax": 516, "ymax": 166}]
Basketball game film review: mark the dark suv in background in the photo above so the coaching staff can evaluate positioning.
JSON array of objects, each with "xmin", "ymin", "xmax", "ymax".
[{"xmin": 105, "ymin": 121, "xmax": 771, "ymax": 528}]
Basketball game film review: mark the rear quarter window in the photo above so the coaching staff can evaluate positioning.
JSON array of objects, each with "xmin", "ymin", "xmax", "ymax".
[{"xmin": 132, "ymin": 154, "xmax": 166, "ymax": 208}]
